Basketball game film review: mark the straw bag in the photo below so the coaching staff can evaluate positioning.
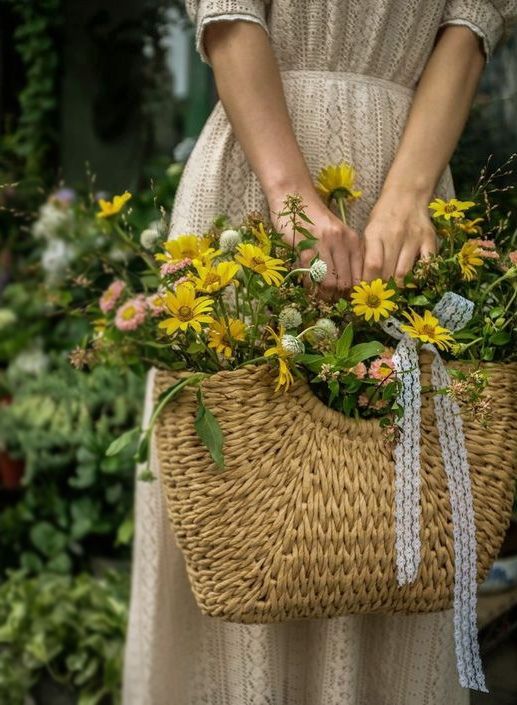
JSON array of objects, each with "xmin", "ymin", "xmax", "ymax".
[{"xmin": 153, "ymin": 353, "xmax": 516, "ymax": 624}]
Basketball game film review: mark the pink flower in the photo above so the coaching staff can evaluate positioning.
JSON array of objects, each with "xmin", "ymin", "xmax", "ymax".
[
  {"xmin": 146, "ymin": 293, "xmax": 166, "ymax": 317},
  {"xmin": 358, "ymin": 393, "xmax": 370, "ymax": 407},
  {"xmin": 369, "ymin": 356, "xmax": 395, "ymax": 383},
  {"xmin": 159, "ymin": 257, "xmax": 192, "ymax": 277},
  {"xmin": 470, "ymin": 239, "xmax": 495, "ymax": 248},
  {"xmin": 173, "ymin": 276, "xmax": 191, "ymax": 290},
  {"xmin": 349, "ymin": 362, "xmax": 367, "ymax": 379},
  {"xmin": 99, "ymin": 279, "xmax": 126, "ymax": 313},
  {"xmin": 115, "ymin": 296, "xmax": 147, "ymax": 331},
  {"xmin": 509, "ymin": 251, "xmax": 517, "ymax": 265}
]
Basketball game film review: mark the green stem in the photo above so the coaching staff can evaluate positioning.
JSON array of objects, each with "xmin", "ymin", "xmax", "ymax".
[{"xmin": 336, "ymin": 196, "xmax": 348, "ymax": 226}]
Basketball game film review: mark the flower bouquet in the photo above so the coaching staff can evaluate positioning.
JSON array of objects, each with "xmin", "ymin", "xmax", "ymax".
[{"xmin": 72, "ymin": 163, "xmax": 517, "ymax": 692}]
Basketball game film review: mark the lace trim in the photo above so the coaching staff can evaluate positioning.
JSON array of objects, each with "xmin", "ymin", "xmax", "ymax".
[
  {"xmin": 382, "ymin": 292, "xmax": 487, "ymax": 692},
  {"xmin": 439, "ymin": 18, "xmax": 491, "ymax": 62},
  {"xmin": 196, "ymin": 13, "xmax": 269, "ymax": 65}
]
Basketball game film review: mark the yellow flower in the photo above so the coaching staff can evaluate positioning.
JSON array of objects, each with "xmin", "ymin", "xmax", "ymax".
[
  {"xmin": 428, "ymin": 198, "xmax": 475, "ymax": 221},
  {"xmin": 208, "ymin": 317, "xmax": 247, "ymax": 358},
  {"xmin": 250, "ymin": 221, "xmax": 272, "ymax": 254},
  {"xmin": 235, "ymin": 243, "xmax": 287, "ymax": 286},
  {"xmin": 351, "ymin": 279, "xmax": 397, "ymax": 322},
  {"xmin": 315, "ymin": 163, "xmax": 362, "ymax": 204},
  {"xmin": 191, "ymin": 261, "xmax": 240, "ymax": 293},
  {"xmin": 96, "ymin": 191, "xmax": 132, "ymax": 218},
  {"xmin": 400, "ymin": 309, "xmax": 454, "ymax": 351},
  {"xmin": 155, "ymin": 234, "xmax": 219, "ymax": 265},
  {"xmin": 457, "ymin": 240, "xmax": 484, "ymax": 281},
  {"xmin": 458, "ymin": 217, "xmax": 484, "ymax": 235},
  {"xmin": 264, "ymin": 325, "xmax": 294, "ymax": 391},
  {"xmin": 158, "ymin": 282, "xmax": 214, "ymax": 335}
]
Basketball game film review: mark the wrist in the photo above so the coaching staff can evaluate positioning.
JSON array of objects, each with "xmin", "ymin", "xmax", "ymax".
[
  {"xmin": 378, "ymin": 178, "xmax": 435, "ymax": 209},
  {"xmin": 262, "ymin": 174, "xmax": 317, "ymax": 209}
]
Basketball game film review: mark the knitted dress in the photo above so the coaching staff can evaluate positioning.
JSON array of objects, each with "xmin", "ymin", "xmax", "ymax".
[{"xmin": 122, "ymin": 2, "xmax": 516, "ymax": 704}]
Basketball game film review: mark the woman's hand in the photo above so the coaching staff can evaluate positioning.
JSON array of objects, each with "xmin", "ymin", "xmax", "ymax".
[
  {"xmin": 268, "ymin": 188, "xmax": 363, "ymax": 301},
  {"xmin": 362, "ymin": 190, "xmax": 437, "ymax": 284}
]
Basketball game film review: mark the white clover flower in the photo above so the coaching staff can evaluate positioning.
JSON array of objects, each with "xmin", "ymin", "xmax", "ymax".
[
  {"xmin": 309, "ymin": 258, "xmax": 328, "ymax": 283},
  {"xmin": 41, "ymin": 239, "xmax": 76, "ymax": 285},
  {"xmin": 219, "ymin": 229, "xmax": 242, "ymax": 253},
  {"xmin": 32, "ymin": 202, "xmax": 72, "ymax": 241},
  {"xmin": 0, "ymin": 309, "xmax": 17, "ymax": 330},
  {"xmin": 313, "ymin": 318, "xmax": 338, "ymax": 340},
  {"xmin": 281, "ymin": 335, "xmax": 305, "ymax": 355},
  {"xmin": 278, "ymin": 306, "xmax": 302, "ymax": 330},
  {"xmin": 140, "ymin": 226, "xmax": 161, "ymax": 250}
]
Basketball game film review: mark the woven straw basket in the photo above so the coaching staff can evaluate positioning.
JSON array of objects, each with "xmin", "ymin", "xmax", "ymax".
[{"xmin": 153, "ymin": 352, "xmax": 517, "ymax": 623}]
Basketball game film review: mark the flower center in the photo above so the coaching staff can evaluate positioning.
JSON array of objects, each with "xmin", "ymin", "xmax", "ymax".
[
  {"xmin": 366, "ymin": 294, "xmax": 381, "ymax": 307},
  {"xmin": 178, "ymin": 305, "xmax": 193, "ymax": 321},
  {"xmin": 182, "ymin": 248, "xmax": 197, "ymax": 259},
  {"xmin": 122, "ymin": 306, "xmax": 136, "ymax": 320},
  {"xmin": 421, "ymin": 324, "xmax": 436, "ymax": 336},
  {"xmin": 251, "ymin": 256, "xmax": 266, "ymax": 269},
  {"xmin": 444, "ymin": 203, "xmax": 457, "ymax": 213},
  {"xmin": 205, "ymin": 273, "xmax": 220, "ymax": 286}
]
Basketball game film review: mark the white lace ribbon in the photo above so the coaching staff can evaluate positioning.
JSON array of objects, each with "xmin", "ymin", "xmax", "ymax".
[{"xmin": 381, "ymin": 292, "xmax": 487, "ymax": 692}]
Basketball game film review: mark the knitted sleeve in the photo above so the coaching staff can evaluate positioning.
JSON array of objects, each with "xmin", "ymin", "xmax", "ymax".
[
  {"xmin": 440, "ymin": 0, "xmax": 517, "ymax": 61},
  {"xmin": 185, "ymin": 0, "xmax": 270, "ymax": 66}
]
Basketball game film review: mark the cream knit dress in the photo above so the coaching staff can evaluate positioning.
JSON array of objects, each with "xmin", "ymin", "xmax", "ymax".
[{"xmin": 122, "ymin": 2, "xmax": 517, "ymax": 704}]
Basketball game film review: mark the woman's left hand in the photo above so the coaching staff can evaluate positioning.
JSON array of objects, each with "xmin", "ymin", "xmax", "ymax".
[{"xmin": 361, "ymin": 191, "xmax": 438, "ymax": 285}]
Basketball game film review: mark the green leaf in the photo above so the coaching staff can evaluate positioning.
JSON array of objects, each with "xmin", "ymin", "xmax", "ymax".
[
  {"xmin": 336, "ymin": 323, "xmax": 353, "ymax": 358},
  {"xmin": 294, "ymin": 225, "xmax": 316, "ymax": 240},
  {"xmin": 408, "ymin": 294, "xmax": 430, "ymax": 306},
  {"xmin": 116, "ymin": 516, "xmax": 134, "ymax": 545},
  {"xmin": 186, "ymin": 341, "xmax": 205, "ymax": 354},
  {"xmin": 482, "ymin": 347, "xmax": 495, "ymax": 361},
  {"xmin": 489, "ymin": 331, "xmax": 511, "ymax": 346},
  {"xmin": 489, "ymin": 306, "xmax": 506, "ymax": 319},
  {"xmin": 194, "ymin": 390, "xmax": 225, "ymax": 469},
  {"xmin": 135, "ymin": 434, "xmax": 149, "ymax": 463},
  {"xmin": 30, "ymin": 522, "xmax": 68, "ymax": 557},
  {"xmin": 342, "ymin": 341, "xmax": 385, "ymax": 367},
  {"xmin": 105, "ymin": 427, "xmax": 139, "ymax": 457}
]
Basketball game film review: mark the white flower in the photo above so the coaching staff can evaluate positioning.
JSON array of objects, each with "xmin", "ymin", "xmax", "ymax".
[
  {"xmin": 41, "ymin": 239, "xmax": 76, "ymax": 285},
  {"xmin": 0, "ymin": 309, "xmax": 17, "ymax": 329},
  {"xmin": 281, "ymin": 335, "xmax": 305, "ymax": 355},
  {"xmin": 219, "ymin": 229, "xmax": 242, "ymax": 253},
  {"xmin": 309, "ymin": 258, "xmax": 328, "ymax": 283},
  {"xmin": 109, "ymin": 247, "xmax": 131, "ymax": 263},
  {"xmin": 8, "ymin": 348, "xmax": 49, "ymax": 378},
  {"xmin": 173, "ymin": 136, "xmax": 196, "ymax": 163},
  {"xmin": 140, "ymin": 226, "xmax": 161, "ymax": 250},
  {"xmin": 278, "ymin": 306, "xmax": 302, "ymax": 330},
  {"xmin": 313, "ymin": 318, "xmax": 338, "ymax": 340},
  {"xmin": 32, "ymin": 202, "xmax": 72, "ymax": 241}
]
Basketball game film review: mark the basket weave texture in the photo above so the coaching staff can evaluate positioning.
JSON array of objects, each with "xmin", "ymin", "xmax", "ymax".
[{"xmin": 153, "ymin": 353, "xmax": 517, "ymax": 623}]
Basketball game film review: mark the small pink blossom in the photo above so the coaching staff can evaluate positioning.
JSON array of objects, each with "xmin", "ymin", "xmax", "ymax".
[
  {"xmin": 479, "ymin": 250, "xmax": 499, "ymax": 259},
  {"xmin": 358, "ymin": 393, "xmax": 387, "ymax": 410},
  {"xmin": 115, "ymin": 296, "xmax": 147, "ymax": 331},
  {"xmin": 146, "ymin": 293, "xmax": 166, "ymax": 317},
  {"xmin": 173, "ymin": 276, "xmax": 191, "ymax": 290},
  {"xmin": 509, "ymin": 251, "xmax": 517, "ymax": 265},
  {"xmin": 369, "ymin": 356, "xmax": 395, "ymax": 383},
  {"xmin": 358, "ymin": 394, "xmax": 370, "ymax": 407},
  {"xmin": 99, "ymin": 279, "xmax": 125, "ymax": 313},
  {"xmin": 470, "ymin": 239, "xmax": 496, "ymax": 248},
  {"xmin": 349, "ymin": 362, "xmax": 367, "ymax": 379},
  {"xmin": 159, "ymin": 257, "xmax": 192, "ymax": 277}
]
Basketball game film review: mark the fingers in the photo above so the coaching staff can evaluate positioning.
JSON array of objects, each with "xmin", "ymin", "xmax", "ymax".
[
  {"xmin": 394, "ymin": 244, "xmax": 420, "ymax": 286},
  {"xmin": 362, "ymin": 237, "xmax": 384, "ymax": 282},
  {"xmin": 420, "ymin": 233, "xmax": 438, "ymax": 261}
]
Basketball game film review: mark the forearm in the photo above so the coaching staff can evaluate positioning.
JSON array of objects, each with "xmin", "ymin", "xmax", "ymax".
[
  {"xmin": 204, "ymin": 21, "xmax": 314, "ymax": 203},
  {"xmin": 381, "ymin": 25, "xmax": 485, "ymax": 204}
]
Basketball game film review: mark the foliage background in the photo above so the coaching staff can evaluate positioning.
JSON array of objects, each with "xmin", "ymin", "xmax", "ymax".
[{"xmin": 0, "ymin": 2, "xmax": 515, "ymax": 702}]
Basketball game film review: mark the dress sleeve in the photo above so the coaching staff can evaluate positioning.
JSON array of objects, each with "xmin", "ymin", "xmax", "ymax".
[
  {"xmin": 440, "ymin": 1, "xmax": 517, "ymax": 61},
  {"xmin": 185, "ymin": 0, "xmax": 269, "ymax": 66}
]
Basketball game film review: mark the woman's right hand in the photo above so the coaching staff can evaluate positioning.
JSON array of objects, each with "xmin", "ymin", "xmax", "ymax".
[{"xmin": 268, "ymin": 188, "xmax": 363, "ymax": 301}]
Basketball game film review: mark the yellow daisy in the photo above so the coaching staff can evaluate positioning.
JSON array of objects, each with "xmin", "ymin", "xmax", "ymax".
[
  {"xmin": 235, "ymin": 243, "xmax": 287, "ymax": 286},
  {"xmin": 428, "ymin": 198, "xmax": 475, "ymax": 221},
  {"xmin": 264, "ymin": 325, "xmax": 295, "ymax": 391},
  {"xmin": 400, "ymin": 309, "xmax": 454, "ymax": 351},
  {"xmin": 207, "ymin": 317, "xmax": 247, "ymax": 358},
  {"xmin": 351, "ymin": 279, "xmax": 397, "ymax": 322},
  {"xmin": 155, "ymin": 234, "xmax": 219, "ymax": 265},
  {"xmin": 457, "ymin": 240, "xmax": 484, "ymax": 281},
  {"xmin": 158, "ymin": 282, "xmax": 214, "ymax": 336},
  {"xmin": 96, "ymin": 191, "xmax": 132, "ymax": 219},
  {"xmin": 458, "ymin": 217, "xmax": 484, "ymax": 235},
  {"xmin": 191, "ymin": 261, "xmax": 240, "ymax": 293},
  {"xmin": 250, "ymin": 221, "xmax": 272, "ymax": 254},
  {"xmin": 315, "ymin": 163, "xmax": 362, "ymax": 204}
]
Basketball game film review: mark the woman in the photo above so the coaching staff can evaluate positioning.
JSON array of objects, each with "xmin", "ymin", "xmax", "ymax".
[{"xmin": 123, "ymin": 2, "xmax": 516, "ymax": 704}]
